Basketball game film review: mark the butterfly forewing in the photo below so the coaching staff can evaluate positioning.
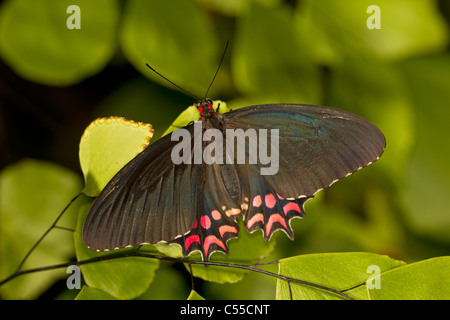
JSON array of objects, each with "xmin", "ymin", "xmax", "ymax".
[
  {"xmin": 223, "ymin": 104, "xmax": 385, "ymax": 198},
  {"xmin": 82, "ymin": 124, "xmax": 202, "ymax": 251}
]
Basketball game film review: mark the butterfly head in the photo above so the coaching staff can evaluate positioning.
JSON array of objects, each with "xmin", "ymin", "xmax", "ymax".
[{"xmin": 196, "ymin": 98, "xmax": 216, "ymax": 119}]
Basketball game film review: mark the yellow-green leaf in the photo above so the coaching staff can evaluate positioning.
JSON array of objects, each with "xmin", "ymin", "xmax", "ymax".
[{"xmin": 79, "ymin": 117, "xmax": 153, "ymax": 197}]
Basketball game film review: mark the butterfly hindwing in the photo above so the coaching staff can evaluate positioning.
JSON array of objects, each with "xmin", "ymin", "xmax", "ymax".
[
  {"xmin": 239, "ymin": 164, "xmax": 309, "ymax": 240},
  {"xmin": 171, "ymin": 136, "xmax": 257, "ymax": 260},
  {"xmin": 170, "ymin": 169, "xmax": 241, "ymax": 260}
]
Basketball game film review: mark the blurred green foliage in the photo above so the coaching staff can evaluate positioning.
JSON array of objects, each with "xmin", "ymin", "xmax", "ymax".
[{"xmin": 0, "ymin": 0, "xmax": 450, "ymax": 300}]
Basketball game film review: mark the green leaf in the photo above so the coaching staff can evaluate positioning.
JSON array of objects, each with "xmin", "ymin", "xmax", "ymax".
[
  {"xmin": 276, "ymin": 252, "xmax": 405, "ymax": 300},
  {"xmin": 152, "ymin": 243, "xmax": 184, "ymax": 260},
  {"xmin": 74, "ymin": 203, "xmax": 160, "ymax": 300},
  {"xmin": 399, "ymin": 55, "xmax": 450, "ymax": 242},
  {"xmin": 202, "ymin": 262, "xmax": 278, "ymax": 299},
  {"xmin": 137, "ymin": 266, "xmax": 190, "ymax": 300},
  {"xmin": 161, "ymin": 105, "xmax": 200, "ymax": 138},
  {"xmin": 75, "ymin": 286, "xmax": 118, "ymax": 300},
  {"xmin": 196, "ymin": 0, "xmax": 281, "ymax": 17},
  {"xmin": 79, "ymin": 117, "xmax": 154, "ymax": 197},
  {"xmin": 364, "ymin": 256, "xmax": 450, "ymax": 299},
  {"xmin": 232, "ymin": 2, "xmax": 321, "ymax": 103},
  {"xmin": 0, "ymin": 159, "xmax": 83, "ymax": 299},
  {"xmin": 0, "ymin": 0, "xmax": 119, "ymax": 86},
  {"xmin": 120, "ymin": 0, "xmax": 219, "ymax": 96},
  {"xmin": 295, "ymin": 0, "xmax": 448, "ymax": 62},
  {"xmin": 187, "ymin": 290, "xmax": 205, "ymax": 300}
]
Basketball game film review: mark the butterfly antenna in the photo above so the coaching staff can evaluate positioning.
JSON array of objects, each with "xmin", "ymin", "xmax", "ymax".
[
  {"xmin": 203, "ymin": 40, "xmax": 229, "ymax": 99},
  {"xmin": 145, "ymin": 63, "xmax": 200, "ymax": 100}
]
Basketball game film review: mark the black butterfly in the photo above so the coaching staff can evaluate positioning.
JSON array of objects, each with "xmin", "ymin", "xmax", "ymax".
[{"xmin": 82, "ymin": 99, "xmax": 385, "ymax": 261}]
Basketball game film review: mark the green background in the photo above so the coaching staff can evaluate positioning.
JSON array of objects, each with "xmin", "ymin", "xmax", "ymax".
[{"xmin": 0, "ymin": 0, "xmax": 449, "ymax": 299}]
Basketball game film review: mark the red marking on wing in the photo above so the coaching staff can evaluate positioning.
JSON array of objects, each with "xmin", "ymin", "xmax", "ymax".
[
  {"xmin": 184, "ymin": 235, "xmax": 200, "ymax": 250},
  {"xmin": 219, "ymin": 225, "xmax": 238, "ymax": 238},
  {"xmin": 265, "ymin": 214, "xmax": 287, "ymax": 236},
  {"xmin": 265, "ymin": 194, "xmax": 276, "ymax": 209},
  {"xmin": 204, "ymin": 235, "xmax": 226, "ymax": 257},
  {"xmin": 211, "ymin": 210, "xmax": 221, "ymax": 220},
  {"xmin": 247, "ymin": 213, "xmax": 264, "ymax": 229},
  {"xmin": 200, "ymin": 215, "xmax": 211, "ymax": 229},
  {"xmin": 253, "ymin": 195, "xmax": 262, "ymax": 207},
  {"xmin": 277, "ymin": 193, "xmax": 284, "ymax": 200},
  {"xmin": 283, "ymin": 202, "xmax": 301, "ymax": 215}
]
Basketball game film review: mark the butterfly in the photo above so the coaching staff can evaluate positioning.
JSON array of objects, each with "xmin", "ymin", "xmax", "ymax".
[{"xmin": 82, "ymin": 98, "xmax": 385, "ymax": 261}]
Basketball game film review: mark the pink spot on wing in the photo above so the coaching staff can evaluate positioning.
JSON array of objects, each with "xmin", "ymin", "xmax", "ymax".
[
  {"xmin": 247, "ymin": 213, "xmax": 264, "ymax": 229},
  {"xmin": 265, "ymin": 214, "xmax": 287, "ymax": 236},
  {"xmin": 219, "ymin": 225, "xmax": 238, "ymax": 238},
  {"xmin": 277, "ymin": 193, "xmax": 284, "ymax": 200},
  {"xmin": 200, "ymin": 215, "xmax": 211, "ymax": 229},
  {"xmin": 211, "ymin": 210, "xmax": 221, "ymax": 220},
  {"xmin": 204, "ymin": 235, "xmax": 226, "ymax": 257},
  {"xmin": 265, "ymin": 194, "xmax": 276, "ymax": 209},
  {"xmin": 185, "ymin": 235, "xmax": 200, "ymax": 250},
  {"xmin": 193, "ymin": 220, "xmax": 197, "ymax": 229},
  {"xmin": 253, "ymin": 195, "xmax": 262, "ymax": 207},
  {"xmin": 283, "ymin": 202, "xmax": 301, "ymax": 215}
]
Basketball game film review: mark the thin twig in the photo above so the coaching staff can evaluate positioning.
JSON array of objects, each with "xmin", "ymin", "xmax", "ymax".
[
  {"xmin": 53, "ymin": 226, "xmax": 75, "ymax": 232},
  {"xmin": 188, "ymin": 263, "xmax": 195, "ymax": 291},
  {"xmin": 1, "ymin": 249, "xmax": 355, "ymax": 299},
  {"xmin": 342, "ymin": 282, "xmax": 367, "ymax": 292},
  {"xmin": 287, "ymin": 280, "xmax": 293, "ymax": 300},
  {"xmin": 15, "ymin": 192, "xmax": 83, "ymax": 272}
]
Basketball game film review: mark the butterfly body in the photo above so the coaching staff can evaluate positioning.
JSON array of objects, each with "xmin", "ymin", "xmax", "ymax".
[{"xmin": 82, "ymin": 100, "xmax": 385, "ymax": 260}]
